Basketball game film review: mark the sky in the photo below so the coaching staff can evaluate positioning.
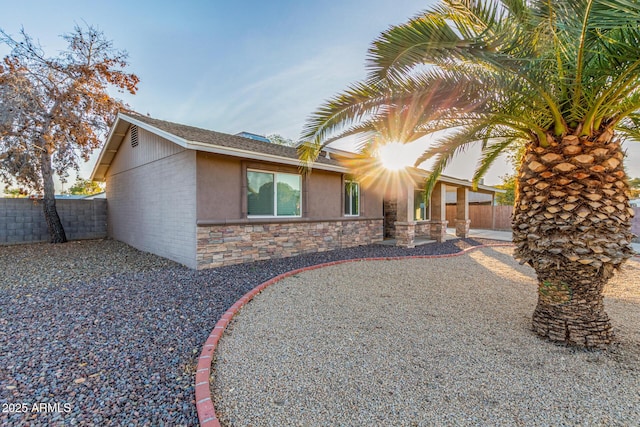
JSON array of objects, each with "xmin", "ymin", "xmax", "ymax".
[{"xmin": 2, "ymin": 0, "xmax": 640, "ymax": 188}]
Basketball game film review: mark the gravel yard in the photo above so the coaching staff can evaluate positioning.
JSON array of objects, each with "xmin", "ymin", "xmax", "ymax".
[
  {"xmin": 213, "ymin": 247, "xmax": 640, "ymax": 427},
  {"xmin": 1, "ymin": 237, "xmax": 496, "ymax": 426}
]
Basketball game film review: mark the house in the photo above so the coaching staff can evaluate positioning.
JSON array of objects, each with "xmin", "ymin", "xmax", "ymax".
[{"xmin": 91, "ymin": 113, "xmax": 503, "ymax": 269}]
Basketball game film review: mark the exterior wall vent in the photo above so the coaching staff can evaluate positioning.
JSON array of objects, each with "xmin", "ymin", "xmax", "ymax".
[{"xmin": 130, "ymin": 125, "xmax": 139, "ymax": 148}]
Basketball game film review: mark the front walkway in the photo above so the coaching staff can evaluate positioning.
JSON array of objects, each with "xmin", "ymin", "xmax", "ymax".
[
  {"xmin": 448, "ymin": 227, "xmax": 512, "ymax": 242},
  {"xmin": 454, "ymin": 228, "xmax": 639, "ymax": 254},
  {"xmin": 445, "ymin": 228, "xmax": 639, "ymax": 254},
  {"xmin": 379, "ymin": 228, "xmax": 513, "ymax": 247},
  {"xmin": 380, "ymin": 228, "xmax": 639, "ymax": 254}
]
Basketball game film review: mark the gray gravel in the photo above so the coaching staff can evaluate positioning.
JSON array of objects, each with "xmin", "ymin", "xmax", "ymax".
[
  {"xmin": 213, "ymin": 247, "xmax": 640, "ymax": 427},
  {"xmin": 0, "ymin": 237, "xmax": 498, "ymax": 426}
]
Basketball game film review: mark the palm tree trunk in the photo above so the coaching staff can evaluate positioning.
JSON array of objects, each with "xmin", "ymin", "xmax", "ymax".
[
  {"xmin": 531, "ymin": 261, "xmax": 614, "ymax": 347},
  {"xmin": 40, "ymin": 145, "xmax": 67, "ymax": 243},
  {"xmin": 513, "ymin": 131, "xmax": 635, "ymax": 348}
]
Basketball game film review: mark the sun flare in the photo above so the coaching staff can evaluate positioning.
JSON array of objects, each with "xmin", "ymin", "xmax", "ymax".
[{"xmin": 378, "ymin": 142, "xmax": 415, "ymax": 171}]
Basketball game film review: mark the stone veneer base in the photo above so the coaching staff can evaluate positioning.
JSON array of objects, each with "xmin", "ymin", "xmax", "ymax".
[
  {"xmin": 430, "ymin": 220, "xmax": 449, "ymax": 243},
  {"xmin": 455, "ymin": 219, "xmax": 472, "ymax": 238},
  {"xmin": 394, "ymin": 221, "xmax": 416, "ymax": 248},
  {"xmin": 196, "ymin": 219, "xmax": 383, "ymax": 269}
]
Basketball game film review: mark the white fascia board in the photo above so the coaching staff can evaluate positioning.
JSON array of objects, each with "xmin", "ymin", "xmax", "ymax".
[
  {"xmin": 185, "ymin": 140, "xmax": 348, "ymax": 173},
  {"xmin": 418, "ymin": 172, "xmax": 505, "ymax": 193},
  {"xmin": 91, "ymin": 113, "xmax": 191, "ymax": 181},
  {"xmin": 90, "ymin": 114, "xmax": 127, "ymax": 180},
  {"xmin": 432, "ymin": 174, "xmax": 500, "ymax": 193},
  {"xmin": 323, "ymin": 146, "xmax": 358, "ymax": 158}
]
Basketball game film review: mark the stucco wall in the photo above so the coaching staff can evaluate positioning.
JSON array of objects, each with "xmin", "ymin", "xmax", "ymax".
[
  {"xmin": 196, "ymin": 152, "xmax": 384, "ymax": 222},
  {"xmin": 360, "ymin": 182, "xmax": 383, "ymax": 219},
  {"xmin": 196, "ymin": 153, "xmax": 243, "ymax": 220},
  {"xmin": 305, "ymin": 170, "xmax": 342, "ymax": 218},
  {"xmin": 106, "ymin": 127, "xmax": 197, "ymax": 268},
  {"xmin": 0, "ymin": 198, "xmax": 107, "ymax": 244},
  {"xmin": 194, "ymin": 152, "xmax": 385, "ymax": 268}
]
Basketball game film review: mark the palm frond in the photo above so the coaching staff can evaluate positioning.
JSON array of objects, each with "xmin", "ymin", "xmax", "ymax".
[
  {"xmin": 473, "ymin": 136, "xmax": 521, "ymax": 187},
  {"xmin": 299, "ymin": 66, "xmax": 491, "ymax": 164},
  {"xmin": 419, "ymin": 126, "xmax": 483, "ymax": 200},
  {"xmin": 616, "ymin": 112, "xmax": 640, "ymax": 141},
  {"xmin": 301, "ymin": 0, "xmax": 640, "ymax": 184}
]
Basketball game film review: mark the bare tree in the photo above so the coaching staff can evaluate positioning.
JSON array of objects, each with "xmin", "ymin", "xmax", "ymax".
[{"xmin": 0, "ymin": 25, "xmax": 138, "ymax": 242}]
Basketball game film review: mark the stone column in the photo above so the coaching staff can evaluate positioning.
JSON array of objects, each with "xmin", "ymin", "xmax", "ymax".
[
  {"xmin": 394, "ymin": 181, "xmax": 416, "ymax": 247},
  {"xmin": 384, "ymin": 199, "xmax": 398, "ymax": 238},
  {"xmin": 455, "ymin": 219, "xmax": 471, "ymax": 238},
  {"xmin": 429, "ymin": 182, "xmax": 448, "ymax": 243},
  {"xmin": 455, "ymin": 187, "xmax": 471, "ymax": 238},
  {"xmin": 394, "ymin": 221, "xmax": 416, "ymax": 248}
]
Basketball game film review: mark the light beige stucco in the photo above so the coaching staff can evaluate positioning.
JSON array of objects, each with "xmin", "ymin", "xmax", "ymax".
[
  {"xmin": 195, "ymin": 151, "xmax": 384, "ymax": 223},
  {"xmin": 196, "ymin": 153, "xmax": 243, "ymax": 220},
  {"xmin": 305, "ymin": 170, "xmax": 342, "ymax": 218}
]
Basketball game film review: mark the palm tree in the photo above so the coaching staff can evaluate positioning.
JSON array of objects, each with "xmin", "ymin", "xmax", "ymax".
[{"xmin": 299, "ymin": 0, "xmax": 639, "ymax": 348}]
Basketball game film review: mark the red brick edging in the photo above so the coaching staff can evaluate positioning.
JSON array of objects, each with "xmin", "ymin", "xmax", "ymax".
[{"xmin": 195, "ymin": 242, "xmax": 639, "ymax": 426}]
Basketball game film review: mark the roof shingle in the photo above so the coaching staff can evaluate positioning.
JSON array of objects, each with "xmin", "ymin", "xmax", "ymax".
[{"xmin": 126, "ymin": 113, "xmax": 340, "ymax": 166}]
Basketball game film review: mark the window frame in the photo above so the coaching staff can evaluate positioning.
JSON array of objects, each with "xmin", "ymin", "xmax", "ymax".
[
  {"xmin": 246, "ymin": 169, "xmax": 302, "ymax": 218},
  {"xmin": 344, "ymin": 180, "xmax": 360, "ymax": 217}
]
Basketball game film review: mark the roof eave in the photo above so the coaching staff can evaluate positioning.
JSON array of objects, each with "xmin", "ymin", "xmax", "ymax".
[
  {"xmin": 92, "ymin": 113, "xmax": 193, "ymax": 182},
  {"xmin": 185, "ymin": 140, "xmax": 348, "ymax": 173},
  {"xmin": 91, "ymin": 113, "xmax": 347, "ymax": 181},
  {"xmin": 90, "ymin": 114, "xmax": 127, "ymax": 181},
  {"xmin": 406, "ymin": 167, "xmax": 505, "ymax": 193}
]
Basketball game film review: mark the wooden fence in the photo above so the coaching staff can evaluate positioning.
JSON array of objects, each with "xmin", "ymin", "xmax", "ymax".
[{"xmin": 446, "ymin": 205, "xmax": 513, "ymax": 230}]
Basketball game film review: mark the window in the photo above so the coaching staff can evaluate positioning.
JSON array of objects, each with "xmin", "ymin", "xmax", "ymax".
[
  {"xmin": 247, "ymin": 170, "xmax": 301, "ymax": 217},
  {"xmin": 414, "ymin": 190, "xmax": 429, "ymax": 220},
  {"xmin": 344, "ymin": 181, "xmax": 359, "ymax": 216}
]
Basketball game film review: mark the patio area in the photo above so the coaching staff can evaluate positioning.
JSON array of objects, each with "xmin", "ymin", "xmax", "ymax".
[{"xmin": 379, "ymin": 227, "xmax": 513, "ymax": 247}]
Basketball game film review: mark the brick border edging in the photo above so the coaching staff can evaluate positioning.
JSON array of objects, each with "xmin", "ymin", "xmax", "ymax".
[{"xmin": 194, "ymin": 242, "xmax": 515, "ymax": 426}]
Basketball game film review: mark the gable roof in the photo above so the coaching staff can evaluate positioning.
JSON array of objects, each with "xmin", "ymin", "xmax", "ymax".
[
  {"xmin": 90, "ymin": 113, "xmax": 504, "ymax": 195},
  {"xmin": 91, "ymin": 113, "xmax": 344, "ymax": 181}
]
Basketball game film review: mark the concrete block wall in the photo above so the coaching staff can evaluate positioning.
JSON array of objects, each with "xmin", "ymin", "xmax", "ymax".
[
  {"xmin": 0, "ymin": 198, "xmax": 107, "ymax": 244},
  {"xmin": 106, "ymin": 150, "xmax": 197, "ymax": 268}
]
